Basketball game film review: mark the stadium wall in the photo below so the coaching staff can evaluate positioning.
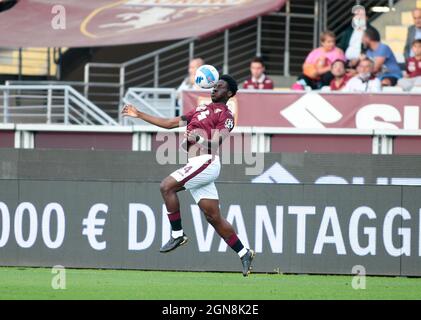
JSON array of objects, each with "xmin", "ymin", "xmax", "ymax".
[{"xmin": 1, "ymin": 149, "xmax": 421, "ymax": 276}]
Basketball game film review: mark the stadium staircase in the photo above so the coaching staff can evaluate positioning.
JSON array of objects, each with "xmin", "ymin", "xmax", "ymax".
[
  {"xmin": 0, "ymin": 48, "xmax": 60, "ymax": 80},
  {"xmin": 372, "ymin": 0, "xmax": 421, "ymax": 63}
]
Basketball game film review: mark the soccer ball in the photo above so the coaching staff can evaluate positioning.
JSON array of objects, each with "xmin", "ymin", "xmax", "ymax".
[{"xmin": 195, "ymin": 65, "xmax": 219, "ymax": 89}]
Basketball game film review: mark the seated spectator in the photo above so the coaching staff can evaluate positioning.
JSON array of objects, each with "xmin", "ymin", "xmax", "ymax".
[
  {"xmin": 295, "ymin": 31, "xmax": 345, "ymax": 90},
  {"xmin": 404, "ymin": 9, "xmax": 421, "ymax": 60},
  {"xmin": 343, "ymin": 58, "xmax": 382, "ymax": 93},
  {"xmin": 362, "ymin": 27, "xmax": 402, "ymax": 86},
  {"xmin": 176, "ymin": 57, "xmax": 204, "ymax": 106},
  {"xmin": 338, "ymin": 5, "xmax": 379, "ymax": 69},
  {"xmin": 243, "ymin": 57, "xmax": 274, "ymax": 90},
  {"xmin": 329, "ymin": 59, "xmax": 352, "ymax": 91},
  {"xmin": 399, "ymin": 39, "xmax": 421, "ymax": 91}
]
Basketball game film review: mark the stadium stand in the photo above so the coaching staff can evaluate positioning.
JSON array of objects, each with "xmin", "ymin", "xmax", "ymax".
[{"xmin": 1, "ymin": 0, "xmax": 421, "ymax": 156}]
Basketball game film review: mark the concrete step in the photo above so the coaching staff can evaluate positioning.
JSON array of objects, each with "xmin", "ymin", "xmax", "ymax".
[
  {"xmin": 402, "ymin": 11, "xmax": 413, "ymax": 26},
  {"xmin": 384, "ymin": 40, "xmax": 406, "ymax": 62},
  {"xmin": 270, "ymin": 75, "xmax": 296, "ymax": 88},
  {"xmin": 385, "ymin": 39, "xmax": 405, "ymax": 52},
  {"xmin": 385, "ymin": 25, "xmax": 408, "ymax": 41},
  {"xmin": 0, "ymin": 48, "xmax": 57, "ymax": 76}
]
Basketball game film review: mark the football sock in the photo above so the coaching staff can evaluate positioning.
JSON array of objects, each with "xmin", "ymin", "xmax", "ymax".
[
  {"xmin": 168, "ymin": 211, "xmax": 183, "ymax": 238},
  {"xmin": 226, "ymin": 233, "xmax": 248, "ymax": 258}
]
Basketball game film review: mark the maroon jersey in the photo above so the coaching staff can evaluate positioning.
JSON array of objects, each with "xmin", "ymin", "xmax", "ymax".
[
  {"xmin": 181, "ymin": 102, "xmax": 234, "ymax": 151},
  {"xmin": 406, "ymin": 57, "xmax": 421, "ymax": 78},
  {"xmin": 330, "ymin": 73, "xmax": 352, "ymax": 91},
  {"xmin": 243, "ymin": 75, "xmax": 274, "ymax": 90}
]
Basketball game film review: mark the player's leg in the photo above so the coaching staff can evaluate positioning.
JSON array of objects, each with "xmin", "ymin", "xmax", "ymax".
[
  {"xmin": 160, "ymin": 176, "xmax": 185, "ymax": 233},
  {"xmin": 198, "ymin": 198, "xmax": 245, "ymax": 252},
  {"xmin": 195, "ymin": 194, "xmax": 255, "ymax": 277},
  {"xmin": 159, "ymin": 176, "xmax": 188, "ymax": 253},
  {"xmin": 159, "ymin": 156, "xmax": 213, "ymax": 253}
]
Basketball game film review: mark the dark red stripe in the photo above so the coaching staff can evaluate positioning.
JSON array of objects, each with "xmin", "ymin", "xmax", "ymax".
[
  {"xmin": 168, "ymin": 211, "xmax": 181, "ymax": 221},
  {"xmin": 226, "ymin": 234, "xmax": 239, "ymax": 247},
  {"xmin": 180, "ymin": 159, "xmax": 212, "ymax": 185}
]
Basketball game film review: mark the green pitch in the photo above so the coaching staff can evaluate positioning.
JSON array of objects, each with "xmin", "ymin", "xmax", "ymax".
[{"xmin": 0, "ymin": 267, "xmax": 421, "ymax": 300}]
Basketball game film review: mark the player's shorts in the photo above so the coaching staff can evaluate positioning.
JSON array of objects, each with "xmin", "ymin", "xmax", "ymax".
[{"xmin": 170, "ymin": 154, "xmax": 221, "ymax": 203}]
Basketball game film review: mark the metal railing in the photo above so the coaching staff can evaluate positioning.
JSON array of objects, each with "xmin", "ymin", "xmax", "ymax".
[
  {"xmin": 83, "ymin": 0, "xmax": 395, "ymax": 117},
  {"xmin": 2, "ymin": 123, "xmax": 421, "ymax": 155},
  {"xmin": 122, "ymin": 88, "xmax": 177, "ymax": 125},
  {"xmin": 0, "ymin": 84, "xmax": 117, "ymax": 125},
  {"xmin": 83, "ymin": 0, "xmax": 318, "ymax": 119},
  {"xmin": 0, "ymin": 0, "xmax": 399, "ymax": 124}
]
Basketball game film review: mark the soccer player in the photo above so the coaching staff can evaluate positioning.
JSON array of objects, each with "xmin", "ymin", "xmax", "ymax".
[{"xmin": 121, "ymin": 75, "xmax": 255, "ymax": 277}]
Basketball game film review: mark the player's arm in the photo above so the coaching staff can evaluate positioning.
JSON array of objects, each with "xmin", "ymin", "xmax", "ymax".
[
  {"xmin": 121, "ymin": 104, "xmax": 185, "ymax": 129},
  {"xmin": 185, "ymin": 128, "xmax": 230, "ymax": 152}
]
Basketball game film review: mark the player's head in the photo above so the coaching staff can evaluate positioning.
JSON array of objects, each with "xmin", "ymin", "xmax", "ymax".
[{"xmin": 211, "ymin": 74, "xmax": 238, "ymax": 103}]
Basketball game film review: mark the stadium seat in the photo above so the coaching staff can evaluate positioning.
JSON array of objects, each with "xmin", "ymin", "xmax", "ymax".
[
  {"xmin": 382, "ymin": 86, "xmax": 403, "ymax": 93},
  {"xmin": 410, "ymin": 86, "xmax": 421, "ymax": 93},
  {"xmin": 385, "ymin": 26, "xmax": 408, "ymax": 42},
  {"xmin": 401, "ymin": 12, "xmax": 413, "ymax": 26}
]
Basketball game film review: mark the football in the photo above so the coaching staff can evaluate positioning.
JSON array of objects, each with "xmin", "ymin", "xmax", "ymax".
[{"xmin": 195, "ymin": 64, "xmax": 219, "ymax": 89}]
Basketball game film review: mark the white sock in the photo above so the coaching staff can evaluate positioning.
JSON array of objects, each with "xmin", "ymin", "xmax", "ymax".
[
  {"xmin": 238, "ymin": 247, "xmax": 248, "ymax": 258},
  {"xmin": 172, "ymin": 230, "xmax": 184, "ymax": 238}
]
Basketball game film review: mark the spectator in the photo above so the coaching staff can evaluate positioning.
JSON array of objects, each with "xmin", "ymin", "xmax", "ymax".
[
  {"xmin": 363, "ymin": 27, "xmax": 402, "ymax": 86},
  {"xmin": 296, "ymin": 31, "xmax": 345, "ymax": 90},
  {"xmin": 329, "ymin": 59, "xmax": 352, "ymax": 91},
  {"xmin": 398, "ymin": 39, "xmax": 421, "ymax": 91},
  {"xmin": 242, "ymin": 57, "xmax": 274, "ymax": 90},
  {"xmin": 176, "ymin": 58, "xmax": 204, "ymax": 107},
  {"xmin": 343, "ymin": 58, "xmax": 382, "ymax": 93},
  {"xmin": 337, "ymin": 5, "xmax": 379, "ymax": 68},
  {"xmin": 404, "ymin": 9, "xmax": 421, "ymax": 60}
]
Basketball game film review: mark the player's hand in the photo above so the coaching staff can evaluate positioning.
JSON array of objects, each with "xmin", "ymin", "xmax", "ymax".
[
  {"xmin": 185, "ymin": 130, "xmax": 199, "ymax": 143},
  {"xmin": 121, "ymin": 104, "xmax": 139, "ymax": 118}
]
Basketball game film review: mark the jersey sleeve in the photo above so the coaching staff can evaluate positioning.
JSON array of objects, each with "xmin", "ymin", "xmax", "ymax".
[
  {"xmin": 215, "ymin": 111, "xmax": 235, "ymax": 133},
  {"xmin": 181, "ymin": 107, "xmax": 196, "ymax": 123}
]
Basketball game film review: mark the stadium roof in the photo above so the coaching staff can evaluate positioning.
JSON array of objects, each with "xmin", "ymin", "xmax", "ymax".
[{"xmin": 0, "ymin": 0, "xmax": 286, "ymax": 48}]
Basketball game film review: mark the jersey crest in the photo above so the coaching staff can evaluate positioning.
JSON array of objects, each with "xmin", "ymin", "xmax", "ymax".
[{"xmin": 225, "ymin": 118, "xmax": 234, "ymax": 130}]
